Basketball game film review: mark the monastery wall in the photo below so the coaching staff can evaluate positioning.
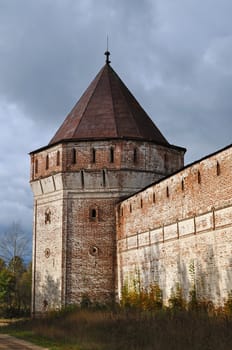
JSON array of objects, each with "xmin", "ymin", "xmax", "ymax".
[
  {"xmin": 30, "ymin": 136, "xmax": 185, "ymax": 312},
  {"xmin": 117, "ymin": 145, "xmax": 232, "ymax": 305}
]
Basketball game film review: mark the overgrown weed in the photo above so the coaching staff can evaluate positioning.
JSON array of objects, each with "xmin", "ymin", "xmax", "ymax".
[
  {"xmin": 2, "ymin": 304, "xmax": 232, "ymax": 350},
  {"xmin": 2, "ymin": 288, "xmax": 232, "ymax": 350}
]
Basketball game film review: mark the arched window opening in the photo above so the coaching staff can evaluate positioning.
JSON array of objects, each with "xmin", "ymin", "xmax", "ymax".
[
  {"xmin": 140, "ymin": 198, "xmax": 143, "ymax": 208},
  {"xmin": 92, "ymin": 148, "xmax": 96, "ymax": 163},
  {"xmin": 166, "ymin": 186, "xmax": 169, "ymax": 198},
  {"xmin": 216, "ymin": 161, "xmax": 220, "ymax": 176},
  {"xmin": 129, "ymin": 204, "xmax": 132, "ymax": 213},
  {"xmin": 56, "ymin": 151, "xmax": 60, "ymax": 166},
  {"xmin": 110, "ymin": 147, "xmax": 114, "ymax": 163},
  {"xmin": 46, "ymin": 155, "xmax": 49, "ymax": 170},
  {"xmin": 90, "ymin": 207, "xmax": 98, "ymax": 221},
  {"xmin": 72, "ymin": 148, "xmax": 76, "ymax": 164}
]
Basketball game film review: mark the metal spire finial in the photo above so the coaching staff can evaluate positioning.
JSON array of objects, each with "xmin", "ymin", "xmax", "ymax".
[{"xmin": 104, "ymin": 35, "xmax": 111, "ymax": 64}]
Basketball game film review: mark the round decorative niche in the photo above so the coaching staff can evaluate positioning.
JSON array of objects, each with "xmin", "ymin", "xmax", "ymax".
[
  {"xmin": 44, "ymin": 248, "xmax": 51, "ymax": 258},
  {"xmin": 89, "ymin": 246, "xmax": 99, "ymax": 256}
]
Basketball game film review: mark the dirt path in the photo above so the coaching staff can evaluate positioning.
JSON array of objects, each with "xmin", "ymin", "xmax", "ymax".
[{"xmin": 0, "ymin": 334, "xmax": 49, "ymax": 350}]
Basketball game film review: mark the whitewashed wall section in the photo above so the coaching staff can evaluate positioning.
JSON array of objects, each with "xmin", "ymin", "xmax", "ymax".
[{"xmin": 117, "ymin": 205, "xmax": 232, "ymax": 304}]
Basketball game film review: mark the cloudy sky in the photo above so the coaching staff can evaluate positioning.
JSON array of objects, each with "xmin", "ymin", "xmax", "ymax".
[{"xmin": 0, "ymin": 0, "xmax": 231, "ymax": 238}]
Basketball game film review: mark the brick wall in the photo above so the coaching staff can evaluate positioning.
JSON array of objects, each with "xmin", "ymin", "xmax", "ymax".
[
  {"xmin": 65, "ymin": 196, "xmax": 117, "ymax": 304},
  {"xmin": 117, "ymin": 145, "xmax": 232, "ymax": 305},
  {"xmin": 30, "ymin": 140, "xmax": 184, "ymax": 181},
  {"xmin": 30, "ymin": 139, "xmax": 184, "ymax": 313}
]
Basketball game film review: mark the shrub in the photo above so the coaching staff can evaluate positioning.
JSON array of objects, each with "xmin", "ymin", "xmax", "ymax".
[
  {"xmin": 121, "ymin": 280, "xmax": 163, "ymax": 311},
  {"xmin": 168, "ymin": 283, "xmax": 185, "ymax": 310},
  {"xmin": 224, "ymin": 290, "xmax": 232, "ymax": 316}
]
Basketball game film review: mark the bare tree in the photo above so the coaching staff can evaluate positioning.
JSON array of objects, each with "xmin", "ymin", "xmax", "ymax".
[{"xmin": 0, "ymin": 222, "xmax": 30, "ymax": 265}]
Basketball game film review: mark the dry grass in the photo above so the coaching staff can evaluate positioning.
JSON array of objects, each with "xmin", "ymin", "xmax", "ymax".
[{"xmin": 2, "ymin": 307, "xmax": 232, "ymax": 350}]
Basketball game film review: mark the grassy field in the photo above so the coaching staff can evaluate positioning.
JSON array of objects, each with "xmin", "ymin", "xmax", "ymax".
[{"xmin": 1, "ymin": 306, "xmax": 232, "ymax": 350}]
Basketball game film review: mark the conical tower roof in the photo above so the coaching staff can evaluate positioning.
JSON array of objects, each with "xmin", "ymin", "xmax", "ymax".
[{"xmin": 49, "ymin": 60, "xmax": 169, "ymax": 146}]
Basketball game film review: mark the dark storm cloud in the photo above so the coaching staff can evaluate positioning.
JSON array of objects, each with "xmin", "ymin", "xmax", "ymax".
[
  {"xmin": 0, "ymin": 0, "xmax": 232, "ymax": 232},
  {"xmin": 0, "ymin": 0, "xmax": 154, "ymax": 127}
]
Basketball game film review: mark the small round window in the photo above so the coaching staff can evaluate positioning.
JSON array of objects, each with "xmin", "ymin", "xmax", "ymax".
[{"xmin": 89, "ymin": 246, "xmax": 99, "ymax": 256}]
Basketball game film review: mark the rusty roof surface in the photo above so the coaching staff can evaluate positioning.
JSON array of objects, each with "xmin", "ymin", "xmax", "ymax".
[{"xmin": 49, "ymin": 63, "xmax": 170, "ymax": 146}]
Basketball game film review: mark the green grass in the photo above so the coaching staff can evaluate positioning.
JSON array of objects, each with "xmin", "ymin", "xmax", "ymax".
[{"xmin": 1, "ymin": 307, "xmax": 232, "ymax": 350}]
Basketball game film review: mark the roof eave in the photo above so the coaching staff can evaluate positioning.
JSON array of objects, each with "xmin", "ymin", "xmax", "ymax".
[{"xmin": 29, "ymin": 137, "xmax": 186, "ymax": 155}]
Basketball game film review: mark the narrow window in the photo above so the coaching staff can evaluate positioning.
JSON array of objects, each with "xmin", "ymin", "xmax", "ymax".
[
  {"xmin": 92, "ymin": 148, "xmax": 96, "ymax": 163},
  {"xmin": 140, "ymin": 198, "xmax": 143, "ymax": 208},
  {"xmin": 102, "ymin": 169, "xmax": 106, "ymax": 187},
  {"xmin": 81, "ymin": 170, "xmax": 84, "ymax": 188},
  {"xmin": 110, "ymin": 147, "xmax": 114, "ymax": 163},
  {"xmin": 72, "ymin": 148, "xmax": 76, "ymax": 164},
  {"xmin": 56, "ymin": 151, "xmax": 60, "ymax": 166},
  {"xmin": 198, "ymin": 171, "xmax": 201, "ymax": 184},
  {"xmin": 46, "ymin": 155, "xmax": 49, "ymax": 170},
  {"xmin": 181, "ymin": 179, "xmax": 184, "ymax": 191},
  {"xmin": 216, "ymin": 161, "xmax": 220, "ymax": 176},
  {"xmin": 130, "ymin": 204, "xmax": 132, "ymax": 213},
  {"xmin": 166, "ymin": 186, "xmax": 169, "ymax": 197},
  {"xmin": 133, "ymin": 148, "xmax": 137, "ymax": 163},
  {"xmin": 153, "ymin": 192, "xmax": 156, "ymax": 203},
  {"xmin": 90, "ymin": 207, "xmax": 98, "ymax": 221},
  {"xmin": 121, "ymin": 207, "xmax": 123, "ymax": 216},
  {"xmin": 35, "ymin": 159, "xmax": 38, "ymax": 174},
  {"xmin": 45, "ymin": 209, "xmax": 51, "ymax": 224}
]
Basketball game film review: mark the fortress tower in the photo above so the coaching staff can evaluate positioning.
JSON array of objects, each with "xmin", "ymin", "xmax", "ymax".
[{"xmin": 30, "ymin": 53, "xmax": 185, "ymax": 314}]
